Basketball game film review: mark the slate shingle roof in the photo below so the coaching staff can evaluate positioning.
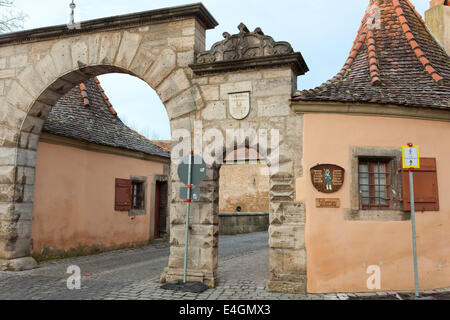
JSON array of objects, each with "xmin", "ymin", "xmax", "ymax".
[
  {"xmin": 293, "ymin": 0, "xmax": 450, "ymax": 109},
  {"xmin": 43, "ymin": 78, "xmax": 170, "ymax": 159}
]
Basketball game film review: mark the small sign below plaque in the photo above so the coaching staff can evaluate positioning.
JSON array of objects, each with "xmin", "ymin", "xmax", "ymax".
[
  {"xmin": 310, "ymin": 164, "xmax": 345, "ymax": 193},
  {"xmin": 229, "ymin": 92, "xmax": 250, "ymax": 120},
  {"xmin": 316, "ymin": 198, "xmax": 341, "ymax": 208}
]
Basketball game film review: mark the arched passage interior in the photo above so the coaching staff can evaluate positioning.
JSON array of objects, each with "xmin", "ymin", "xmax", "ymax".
[{"xmin": 30, "ymin": 72, "xmax": 171, "ymax": 259}]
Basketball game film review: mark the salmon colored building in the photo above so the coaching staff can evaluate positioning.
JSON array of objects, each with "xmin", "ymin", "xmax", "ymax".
[
  {"xmin": 31, "ymin": 78, "xmax": 170, "ymax": 259},
  {"xmin": 292, "ymin": 0, "xmax": 450, "ymax": 293}
]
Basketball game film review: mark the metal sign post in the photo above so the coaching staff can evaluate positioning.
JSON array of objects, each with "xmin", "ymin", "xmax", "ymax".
[
  {"xmin": 177, "ymin": 153, "xmax": 207, "ymax": 284},
  {"xmin": 409, "ymin": 168, "xmax": 420, "ymax": 298},
  {"xmin": 402, "ymin": 143, "xmax": 420, "ymax": 298},
  {"xmin": 183, "ymin": 152, "xmax": 193, "ymax": 284},
  {"xmin": 159, "ymin": 153, "xmax": 208, "ymax": 294}
]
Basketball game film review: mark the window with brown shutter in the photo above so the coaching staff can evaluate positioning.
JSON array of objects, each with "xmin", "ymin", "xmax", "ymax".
[
  {"xmin": 401, "ymin": 158, "xmax": 439, "ymax": 212},
  {"xmin": 359, "ymin": 158, "xmax": 391, "ymax": 209},
  {"xmin": 349, "ymin": 148, "xmax": 407, "ymax": 222},
  {"xmin": 115, "ymin": 178, "xmax": 132, "ymax": 211}
]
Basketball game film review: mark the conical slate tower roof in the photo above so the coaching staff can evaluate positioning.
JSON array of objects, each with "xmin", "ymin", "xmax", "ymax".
[
  {"xmin": 293, "ymin": 0, "xmax": 450, "ymax": 109},
  {"xmin": 43, "ymin": 78, "xmax": 169, "ymax": 158}
]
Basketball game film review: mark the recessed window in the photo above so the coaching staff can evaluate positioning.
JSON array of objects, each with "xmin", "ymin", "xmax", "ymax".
[
  {"xmin": 132, "ymin": 181, "xmax": 145, "ymax": 210},
  {"xmin": 348, "ymin": 148, "xmax": 409, "ymax": 221},
  {"xmin": 115, "ymin": 177, "xmax": 147, "ymax": 216},
  {"xmin": 358, "ymin": 158, "xmax": 391, "ymax": 210}
]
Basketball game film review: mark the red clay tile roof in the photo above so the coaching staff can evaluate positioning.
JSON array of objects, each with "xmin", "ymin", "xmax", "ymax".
[
  {"xmin": 293, "ymin": 0, "xmax": 450, "ymax": 109},
  {"xmin": 43, "ymin": 78, "xmax": 169, "ymax": 159},
  {"xmin": 150, "ymin": 140, "xmax": 172, "ymax": 153}
]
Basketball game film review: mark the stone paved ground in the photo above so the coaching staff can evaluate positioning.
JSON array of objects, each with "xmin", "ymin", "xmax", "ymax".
[{"xmin": 0, "ymin": 232, "xmax": 449, "ymax": 300}]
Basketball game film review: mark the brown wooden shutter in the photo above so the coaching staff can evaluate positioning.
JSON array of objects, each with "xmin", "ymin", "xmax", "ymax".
[
  {"xmin": 115, "ymin": 179, "xmax": 132, "ymax": 211},
  {"xmin": 401, "ymin": 158, "xmax": 439, "ymax": 211}
]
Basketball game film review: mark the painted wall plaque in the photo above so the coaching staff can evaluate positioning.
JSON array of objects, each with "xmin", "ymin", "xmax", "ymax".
[
  {"xmin": 229, "ymin": 92, "xmax": 250, "ymax": 120},
  {"xmin": 310, "ymin": 164, "xmax": 345, "ymax": 193},
  {"xmin": 316, "ymin": 198, "xmax": 341, "ymax": 208}
]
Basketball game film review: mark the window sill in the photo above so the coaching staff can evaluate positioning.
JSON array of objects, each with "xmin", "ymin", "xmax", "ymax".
[
  {"xmin": 344, "ymin": 209, "xmax": 410, "ymax": 221},
  {"xmin": 129, "ymin": 209, "xmax": 146, "ymax": 217}
]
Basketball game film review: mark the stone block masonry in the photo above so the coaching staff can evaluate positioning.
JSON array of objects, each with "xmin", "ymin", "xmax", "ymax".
[
  {"xmin": 0, "ymin": 5, "xmax": 309, "ymax": 294},
  {"xmin": 0, "ymin": 4, "xmax": 217, "ymax": 273}
]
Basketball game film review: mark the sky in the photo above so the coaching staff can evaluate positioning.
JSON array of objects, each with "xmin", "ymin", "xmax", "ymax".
[{"xmin": 11, "ymin": 0, "xmax": 430, "ymax": 140}]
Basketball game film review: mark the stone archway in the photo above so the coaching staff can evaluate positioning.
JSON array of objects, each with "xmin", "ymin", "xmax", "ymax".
[
  {"xmin": 0, "ymin": 4, "xmax": 309, "ymax": 294},
  {"xmin": 0, "ymin": 4, "xmax": 215, "ymax": 270},
  {"xmin": 161, "ymin": 22, "xmax": 309, "ymax": 293}
]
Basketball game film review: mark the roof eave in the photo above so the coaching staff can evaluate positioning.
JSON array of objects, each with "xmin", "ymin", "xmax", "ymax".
[
  {"xmin": 40, "ymin": 131, "xmax": 171, "ymax": 163},
  {"xmin": 190, "ymin": 53, "xmax": 309, "ymax": 76},
  {"xmin": 290, "ymin": 100, "xmax": 450, "ymax": 122},
  {"xmin": 0, "ymin": 3, "xmax": 218, "ymax": 46}
]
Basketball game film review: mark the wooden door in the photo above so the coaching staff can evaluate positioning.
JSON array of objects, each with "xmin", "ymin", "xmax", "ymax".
[
  {"xmin": 154, "ymin": 182, "xmax": 161, "ymax": 238},
  {"xmin": 158, "ymin": 181, "xmax": 168, "ymax": 238},
  {"xmin": 154, "ymin": 181, "xmax": 168, "ymax": 238}
]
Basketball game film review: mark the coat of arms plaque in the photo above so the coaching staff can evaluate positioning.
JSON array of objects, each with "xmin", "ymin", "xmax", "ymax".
[{"xmin": 229, "ymin": 92, "xmax": 250, "ymax": 120}]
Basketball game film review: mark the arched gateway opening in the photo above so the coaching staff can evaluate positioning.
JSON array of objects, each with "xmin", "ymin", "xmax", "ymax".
[
  {"xmin": 30, "ymin": 74, "xmax": 171, "ymax": 260},
  {"xmin": 0, "ymin": 4, "xmax": 309, "ymax": 294},
  {"xmin": 218, "ymin": 148, "xmax": 270, "ymax": 285}
]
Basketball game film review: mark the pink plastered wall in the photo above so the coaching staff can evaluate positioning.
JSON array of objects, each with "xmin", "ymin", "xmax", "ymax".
[
  {"xmin": 298, "ymin": 113, "xmax": 450, "ymax": 293},
  {"xmin": 31, "ymin": 141, "xmax": 165, "ymax": 254}
]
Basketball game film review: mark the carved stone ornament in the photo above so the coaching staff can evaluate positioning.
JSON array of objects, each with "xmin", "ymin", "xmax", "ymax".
[{"xmin": 196, "ymin": 23, "xmax": 294, "ymax": 64}]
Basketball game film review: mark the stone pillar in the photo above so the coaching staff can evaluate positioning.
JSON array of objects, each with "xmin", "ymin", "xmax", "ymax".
[
  {"xmin": 161, "ymin": 162, "xmax": 219, "ymax": 286},
  {"xmin": 0, "ymin": 102, "xmax": 48, "ymax": 271},
  {"xmin": 0, "ymin": 149, "xmax": 38, "ymax": 271},
  {"xmin": 266, "ymin": 110, "xmax": 306, "ymax": 294},
  {"xmin": 426, "ymin": 0, "xmax": 450, "ymax": 54}
]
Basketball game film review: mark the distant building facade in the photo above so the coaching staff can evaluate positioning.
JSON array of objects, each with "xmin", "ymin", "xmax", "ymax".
[{"xmin": 31, "ymin": 78, "xmax": 170, "ymax": 259}]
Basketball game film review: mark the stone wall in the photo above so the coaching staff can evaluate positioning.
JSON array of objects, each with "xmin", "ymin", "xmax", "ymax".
[
  {"xmin": 219, "ymin": 213, "xmax": 269, "ymax": 235},
  {"xmin": 426, "ymin": 2, "xmax": 450, "ymax": 54},
  {"xmin": 219, "ymin": 163, "xmax": 269, "ymax": 214}
]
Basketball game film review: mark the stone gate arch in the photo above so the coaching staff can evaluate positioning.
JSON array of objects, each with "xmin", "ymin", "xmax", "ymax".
[
  {"xmin": 0, "ymin": 4, "xmax": 309, "ymax": 294},
  {"xmin": 0, "ymin": 3, "xmax": 216, "ymax": 269},
  {"xmin": 161, "ymin": 22, "xmax": 309, "ymax": 293}
]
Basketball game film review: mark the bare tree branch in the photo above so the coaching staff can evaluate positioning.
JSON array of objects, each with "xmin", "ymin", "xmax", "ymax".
[
  {"xmin": 0, "ymin": 0, "xmax": 27, "ymax": 33},
  {"xmin": 120, "ymin": 114, "xmax": 162, "ymax": 140}
]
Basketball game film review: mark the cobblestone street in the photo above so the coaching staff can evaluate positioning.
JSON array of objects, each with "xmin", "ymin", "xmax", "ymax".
[{"xmin": 0, "ymin": 232, "xmax": 449, "ymax": 300}]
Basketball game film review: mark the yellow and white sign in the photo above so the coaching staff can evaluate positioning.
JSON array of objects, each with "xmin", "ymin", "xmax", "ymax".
[{"xmin": 402, "ymin": 146, "xmax": 420, "ymax": 169}]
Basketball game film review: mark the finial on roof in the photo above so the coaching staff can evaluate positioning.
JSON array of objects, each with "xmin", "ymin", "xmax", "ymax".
[
  {"xmin": 254, "ymin": 27, "xmax": 264, "ymax": 36},
  {"xmin": 238, "ymin": 23, "xmax": 250, "ymax": 34},
  {"xmin": 69, "ymin": 1, "xmax": 76, "ymax": 26}
]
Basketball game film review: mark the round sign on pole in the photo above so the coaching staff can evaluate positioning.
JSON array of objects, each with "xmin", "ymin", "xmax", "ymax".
[{"xmin": 177, "ymin": 154, "xmax": 207, "ymax": 186}]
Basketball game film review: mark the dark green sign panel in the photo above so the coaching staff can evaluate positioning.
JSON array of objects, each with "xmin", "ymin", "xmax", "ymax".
[
  {"xmin": 177, "ymin": 154, "xmax": 207, "ymax": 186},
  {"xmin": 180, "ymin": 187, "xmax": 200, "ymax": 201}
]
